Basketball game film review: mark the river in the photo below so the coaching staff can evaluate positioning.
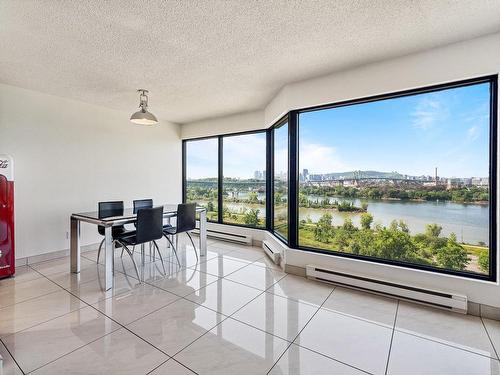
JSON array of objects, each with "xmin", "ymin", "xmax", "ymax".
[{"xmin": 203, "ymin": 192, "xmax": 490, "ymax": 246}]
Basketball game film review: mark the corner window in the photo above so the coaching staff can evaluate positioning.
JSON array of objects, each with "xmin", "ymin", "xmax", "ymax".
[{"xmin": 298, "ymin": 78, "xmax": 495, "ymax": 278}]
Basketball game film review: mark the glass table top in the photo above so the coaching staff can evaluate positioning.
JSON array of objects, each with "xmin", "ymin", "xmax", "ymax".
[{"xmin": 72, "ymin": 204, "xmax": 204, "ymax": 223}]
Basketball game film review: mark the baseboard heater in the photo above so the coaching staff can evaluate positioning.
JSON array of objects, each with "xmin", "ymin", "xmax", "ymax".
[
  {"xmin": 262, "ymin": 240, "xmax": 281, "ymax": 264},
  {"xmin": 306, "ymin": 265, "xmax": 467, "ymax": 314},
  {"xmin": 191, "ymin": 227, "xmax": 252, "ymax": 245}
]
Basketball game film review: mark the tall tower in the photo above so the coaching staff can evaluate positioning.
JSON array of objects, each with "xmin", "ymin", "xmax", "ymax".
[{"xmin": 435, "ymin": 167, "xmax": 438, "ymax": 186}]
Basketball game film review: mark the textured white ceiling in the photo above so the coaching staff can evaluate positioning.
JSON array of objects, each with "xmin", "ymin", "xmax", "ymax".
[{"xmin": 1, "ymin": 1, "xmax": 500, "ymax": 124}]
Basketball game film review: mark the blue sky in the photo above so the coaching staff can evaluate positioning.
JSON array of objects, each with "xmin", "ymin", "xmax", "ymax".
[
  {"xmin": 299, "ymin": 83, "xmax": 491, "ymax": 178},
  {"xmin": 186, "ymin": 133, "xmax": 266, "ymax": 179},
  {"xmin": 187, "ymin": 82, "xmax": 491, "ymax": 179}
]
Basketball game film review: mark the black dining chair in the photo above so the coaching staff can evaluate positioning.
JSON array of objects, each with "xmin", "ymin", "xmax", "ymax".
[
  {"xmin": 133, "ymin": 199, "xmax": 153, "ymax": 214},
  {"xmin": 128, "ymin": 198, "xmax": 154, "ymax": 257},
  {"xmin": 163, "ymin": 203, "xmax": 198, "ymax": 265},
  {"xmin": 115, "ymin": 206, "xmax": 166, "ymax": 278},
  {"xmin": 96, "ymin": 201, "xmax": 134, "ymax": 263}
]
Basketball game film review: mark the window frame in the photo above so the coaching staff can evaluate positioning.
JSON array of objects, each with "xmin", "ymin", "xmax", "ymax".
[
  {"xmin": 270, "ymin": 115, "xmax": 291, "ymax": 240},
  {"xmin": 294, "ymin": 75, "xmax": 498, "ymax": 282},
  {"xmin": 182, "ymin": 129, "xmax": 270, "ymax": 230},
  {"xmin": 182, "ymin": 74, "xmax": 498, "ymax": 282}
]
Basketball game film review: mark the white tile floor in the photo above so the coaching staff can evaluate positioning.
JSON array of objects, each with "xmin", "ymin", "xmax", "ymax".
[{"xmin": 1, "ymin": 237, "xmax": 500, "ymax": 374}]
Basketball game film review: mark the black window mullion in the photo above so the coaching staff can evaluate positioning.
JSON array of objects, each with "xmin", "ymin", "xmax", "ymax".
[
  {"xmin": 489, "ymin": 76, "xmax": 498, "ymax": 279},
  {"xmin": 218, "ymin": 136, "xmax": 223, "ymax": 224},
  {"xmin": 182, "ymin": 140, "xmax": 187, "ymax": 203},
  {"xmin": 288, "ymin": 111, "xmax": 298, "ymax": 247},
  {"xmin": 266, "ymin": 129, "xmax": 273, "ymax": 231}
]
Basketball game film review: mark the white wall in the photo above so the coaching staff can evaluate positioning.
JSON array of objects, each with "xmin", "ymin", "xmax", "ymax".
[
  {"xmin": 181, "ymin": 32, "xmax": 500, "ymax": 307},
  {"xmin": 264, "ymin": 32, "xmax": 500, "ymax": 126},
  {"xmin": 181, "ymin": 110, "xmax": 264, "ymax": 139},
  {"xmin": 0, "ymin": 84, "xmax": 182, "ymax": 259}
]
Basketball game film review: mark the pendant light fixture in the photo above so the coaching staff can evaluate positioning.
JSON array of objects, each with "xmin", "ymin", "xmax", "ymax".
[{"xmin": 130, "ymin": 89, "xmax": 158, "ymax": 125}]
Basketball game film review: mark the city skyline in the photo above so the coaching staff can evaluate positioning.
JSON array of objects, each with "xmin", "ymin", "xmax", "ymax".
[
  {"xmin": 298, "ymin": 82, "xmax": 491, "ymax": 177},
  {"xmin": 187, "ymin": 82, "xmax": 491, "ymax": 180}
]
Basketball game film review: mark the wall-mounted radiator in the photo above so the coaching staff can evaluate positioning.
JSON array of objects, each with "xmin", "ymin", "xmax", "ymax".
[{"xmin": 306, "ymin": 265, "xmax": 467, "ymax": 314}]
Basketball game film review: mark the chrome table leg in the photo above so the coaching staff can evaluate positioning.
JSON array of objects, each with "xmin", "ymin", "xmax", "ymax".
[
  {"xmin": 104, "ymin": 226, "xmax": 114, "ymax": 290},
  {"xmin": 70, "ymin": 217, "xmax": 81, "ymax": 273},
  {"xmin": 199, "ymin": 209, "xmax": 207, "ymax": 257}
]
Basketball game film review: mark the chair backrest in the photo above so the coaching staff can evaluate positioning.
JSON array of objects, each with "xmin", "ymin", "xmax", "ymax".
[
  {"xmin": 133, "ymin": 199, "xmax": 153, "ymax": 213},
  {"xmin": 136, "ymin": 206, "xmax": 164, "ymax": 244},
  {"xmin": 98, "ymin": 201, "xmax": 124, "ymax": 235},
  {"xmin": 176, "ymin": 203, "xmax": 196, "ymax": 233}
]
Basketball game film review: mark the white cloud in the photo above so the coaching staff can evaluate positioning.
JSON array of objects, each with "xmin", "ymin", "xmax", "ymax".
[
  {"xmin": 223, "ymin": 133, "xmax": 266, "ymax": 178},
  {"xmin": 468, "ymin": 125, "xmax": 480, "ymax": 141},
  {"xmin": 411, "ymin": 97, "xmax": 448, "ymax": 130},
  {"xmin": 299, "ymin": 143, "xmax": 347, "ymax": 174}
]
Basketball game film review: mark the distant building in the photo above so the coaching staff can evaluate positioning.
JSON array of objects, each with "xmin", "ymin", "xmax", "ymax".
[
  {"xmin": 303, "ymin": 169, "xmax": 309, "ymax": 181},
  {"xmin": 447, "ymin": 178, "xmax": 462, "ymax": 189},
  {"xmin": 472, "ymin": 177, "xmax": 489, "ymax": 186}
]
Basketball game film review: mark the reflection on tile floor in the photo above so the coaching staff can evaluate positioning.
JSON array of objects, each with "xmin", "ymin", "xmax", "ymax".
[{"xmin": 1, "ymin": 238, "xmax": 500, "ymax": 374}]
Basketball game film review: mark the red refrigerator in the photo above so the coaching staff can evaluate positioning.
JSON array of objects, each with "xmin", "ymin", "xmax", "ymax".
[{"xmin": 0, "ymin": 154, "xmax": 15, "ymax": 279}]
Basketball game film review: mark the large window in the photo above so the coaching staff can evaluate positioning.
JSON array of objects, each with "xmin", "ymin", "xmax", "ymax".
[
  {"xmin": 185, "ymin": 138, "xmax": 219, "ymax": 221},
  {"xmin": 298, "ymin": 79, "xmax": 495, "ymax": 277},
  {"xmin": 273, "ymin": 122, "xmax": 289, "ymax": 239},
  {"xmin": 183, "ymin": 76, "xmax": 497, "ymax": 280},
  {"xmin": 222, "ymin": 132, "xmax": 266, "ymax": 228}
]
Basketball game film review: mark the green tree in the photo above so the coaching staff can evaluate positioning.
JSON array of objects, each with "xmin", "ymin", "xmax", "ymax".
[
  {"xmin": 314, "ymin": 213, "xmax": 333, "ymax": 243},
  {"xmin": 436, "ymin": 233, "xmax": 469, "ymax": 270},
  {"xmin": 342, "ymin": 218, "xmax": 355, "ymax": 232},
  {"xmin": 247, "ymin": 192, "xmax": 259, "ymax": 204},
  {"xmin": 243, "ymin": 208, "xmax": 260, "ymax": 227},
  {"xmin": 274, "ymin": 192, "xmax": 283, "ymax": 204},
  {"xmin": 360, "ymin": 213, "xmax": 373, "ymax": 230},
  {"xmin": 425, "ymin": 223, "xmax": 442, "ymax": 238},
  {"xmin": 478, "ymin": 250, "xmax": 489, "ymax": 273}
]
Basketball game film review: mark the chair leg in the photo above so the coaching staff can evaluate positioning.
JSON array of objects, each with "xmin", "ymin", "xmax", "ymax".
[
  {"xmin": 97, "ymin": 238, "xmax": 105, "ymax": 263},
  {"xmin": 117, "ymin": 241, "xmax": 140, "ymax": 280},
  {"xmin": 153, "ymin": 241, "xmax": 166, "ymax": 274},
  {"xmin": 141, "ymin": 243, "xmax": 145, "ymax": 265},
  {"xmin": 164, "ymin": 234, "xmax": 181, "ymax": 266},
  {"xmin": 186, "ymin": 232, "xmax": 198, "ymax": 261}
]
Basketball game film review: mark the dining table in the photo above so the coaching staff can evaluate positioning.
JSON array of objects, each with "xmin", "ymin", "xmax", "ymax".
[{"xmin": 69, "ymin": 204, "xmax": 207, "ymax": 290}]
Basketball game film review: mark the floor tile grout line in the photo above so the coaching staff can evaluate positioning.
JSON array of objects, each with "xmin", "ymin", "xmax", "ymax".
[
  {"xmin": 145, "ymin": 357, "xmax": 200, "ymax": 375},
  {"xmin": 73, "ymin": 300, "xmax": 176, "ymax": 366},
  {"xmin": 481, "ymin": 317, "xmax": 500, "ymax": 360},
  {"xmin": 120, "ymin": 292, "xmax": 184, "ymax": 327},
  {"xmin": 316, "ymin": 303, "xmax": 397, "ymax": 330},
  {"xmin": 266, "ymin": 286, "xmax": 336, "ymax": 375},
  {"xmin": 167, "ymin": 280, "xmax": 270, "ymax": 360},
  {"xmin": 282, "ymin": 286, "xmax": 375, "ymax": 375},
  {"xmin": 24, "ymin": 325, "xmax": 123, "ymax": 374},
  {"xmin": 0, "ymin": 286, "xmax": 65, "ymax": 310},
  {"xmin": 0, "ymin": 269, "xmax": 46, "ymax": 286},
  {"xmin": 393, "ymin": 327, "xmax": 499, "ymax": 360},
  {"xmin": 8, "ymin": 243, "xmax": 268, "ymax": 374},
  {"xmin": 384, "ymin": 299, "xmax": 400, "ymax": 375},
  {"xmin": 0, "ymin": 272, "xmax": 99, "ymax": 345},
  {"xmin": 0, "ymin": 337, "xmax": 27, "ymax": 375},
  {"xmin": 30, "ymin": 261, "xmax": 229, "ymax": 372}
]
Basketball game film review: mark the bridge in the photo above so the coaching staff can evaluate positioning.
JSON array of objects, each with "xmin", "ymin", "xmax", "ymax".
[{"xmin": 303, "ymin": 177, "xmax": 433, "ymax": 187}]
